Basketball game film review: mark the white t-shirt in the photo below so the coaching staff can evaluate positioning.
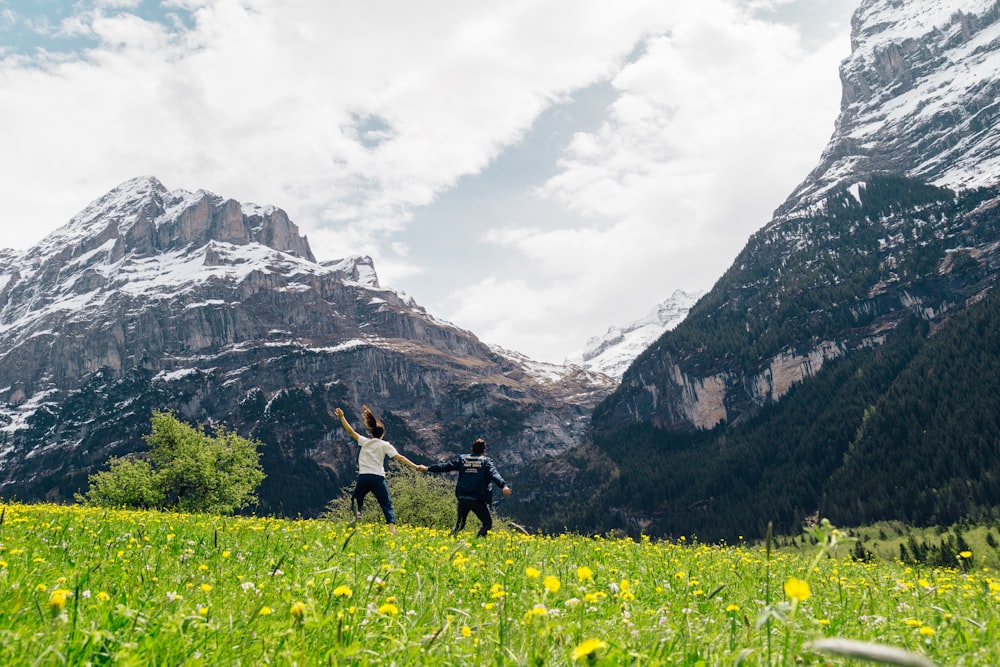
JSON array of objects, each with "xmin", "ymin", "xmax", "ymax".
[{"xmin": 356, "ymin": 435, "xmax": 399, "ymax": 476}]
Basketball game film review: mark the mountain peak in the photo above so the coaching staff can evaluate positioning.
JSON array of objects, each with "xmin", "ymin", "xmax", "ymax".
[
  {"xmin": 27, "ymin": 177, "xmax": 315, "ymax": 266},
  {"xmin": 777, "ymin": 0, "xmax": 1000, "ymax": 216},
  {"xmin": 567, "ymin": 289, "xmax": 704, "ymax": 380}
]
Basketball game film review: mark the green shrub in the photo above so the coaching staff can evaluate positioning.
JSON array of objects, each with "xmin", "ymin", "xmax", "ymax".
[
  {"xmin": 77, "ymin": 457, "xmax": 164, "ymax": 509},
  {"xmin": 324, "ymin": 465, "xmax": 461, "ymax": 530},
  {"xmin": 79, "ymin": 411, "xmax": 265, "ymax": 514}
]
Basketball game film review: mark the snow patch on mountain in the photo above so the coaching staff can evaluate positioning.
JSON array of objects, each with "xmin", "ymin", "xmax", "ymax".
[
  {"xmin": 778, "ymin": 0, "xmax": 1000, "ymax": 215},
  {"xmin": 567, "ymin": 289, "xmax": 704, "ymax": 380}
]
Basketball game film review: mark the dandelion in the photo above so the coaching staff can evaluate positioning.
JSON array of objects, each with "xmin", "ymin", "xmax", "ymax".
[
  {"xmin": 543, "ymin": 575, "xmax": 561, "ymax": 593},
  {"xmin": 378, "ymin": 602, "xmax": 400, "ymax": 616},
  {"xmin": 577, "ymin": 566, "xmax": 594, "ymax": 582},
  {"xmin": 259, "ymin": 606, "xmax": 272, "ymax": 616},
  {"xmin": 524, "ymin": 604, "xmax": 549, "ymax": 622},
  {"xmin": 571, "ymin": 638, "xmax": 608, "ymax": 661},
  {"xmin": 97, "ymin": 591, "xmax": 111, "ymax": 602},
  {"xmin": 619, "ymin": 579, "xmax": 635, "ymax": 601},
  {"xmin": 333, "ymin": 585, "xmax": 353, "ymax": 598},
  {"xmin": 200, "ymin": 583, "xmax": 213, "ymax": 593},
  {"xmin": 784, "ymin": 577, "xmax": 811, "ymax": 602},
  {"xmin": 48, "ymin": 588, "xmax": 70, "ymax": 613},
  {"xmin": 959, "ymin": 551, "xmax": 973, "ymax": 559},
  {"xmin": 461, "ymin": 625, "xmax": 472, "ymax": 637},
  {"xmin": 526, "ymin": 566, "xmax": 541, "ymax": 579},
  {"xmin": 919, "ymin": 626, "xmax": 935, "ymax": 636},
  {"xmin": 290, "ymin": 601, "xmax": 306, "ymax": 621}
]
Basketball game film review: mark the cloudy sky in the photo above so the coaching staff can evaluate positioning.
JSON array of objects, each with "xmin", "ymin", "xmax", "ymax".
[{"xmin": 1, "ymin": 0, "xmax": 859, "ymax": 363}]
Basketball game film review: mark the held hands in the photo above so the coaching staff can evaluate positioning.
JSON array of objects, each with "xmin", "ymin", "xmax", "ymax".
[
  {"xmin": 334, "ymin": 407, "xmax": 344, "ymax": 418},
  {"xmin": 417, "ymin": 464, "xmax": 428, "ymax": 472},
  {"xmin": 502, "ymin": 486, "xmax": 512, "ymax": 498}
]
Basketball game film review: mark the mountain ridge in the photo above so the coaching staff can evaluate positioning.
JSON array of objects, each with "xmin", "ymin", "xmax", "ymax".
[
  {"xmin": 509, "ymin": 0, "xmax": 1000, "ymax": 540},
  {"xmin": 0, "ymin": 177, "xmax": 615, "ymax": 515}
]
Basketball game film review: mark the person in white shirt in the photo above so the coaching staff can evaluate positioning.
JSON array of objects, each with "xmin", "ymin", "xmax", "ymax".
[{"xmin": 334, "ymin": 405, "xmax": 422, "ymax": 534}]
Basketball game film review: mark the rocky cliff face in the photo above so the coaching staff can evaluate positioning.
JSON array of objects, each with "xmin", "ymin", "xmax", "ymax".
[
  {"xmin": 0, "ymin": 177, "xmax": 615, "ymax": 515},
  {"xmin": 596, "ymin": 0, "xmax": 1000, "ymax": 434},
  {"xmin": 779, "ymin": 0, "xmax": 1000, "ymax": 214}
]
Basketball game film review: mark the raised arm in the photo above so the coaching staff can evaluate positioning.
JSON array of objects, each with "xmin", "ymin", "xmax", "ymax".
[{"xmin": 333, "ymin": 407, "xmax": 361, "ymax": 441}]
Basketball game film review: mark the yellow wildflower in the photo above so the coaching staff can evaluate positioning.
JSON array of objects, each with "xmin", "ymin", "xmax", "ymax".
[
  {"xmin": 543, "ymin": 575, "xmax": 561, "ymax": 593},
  {"xmin": 48, "ymin": 589, "xmax": 70, "ymax": 613},
  {"xmin": 783, "ymin": 577, "xmax": 811, "ymax": 602},
  {"xmin": 524, "ymin": 605, "xmax": 549, "ymax": 622},
  {"xmin": 525, "ymin": 567, "xmax": 541, "ymax": 579},
  {"xmin": 571, "ymin": 638, "xmax": 608, "ymax": 661},
  {"xmin": 577, "ymin": 566, "xmax": 594, "ymax": 582},
  {"xmin": 259, "ymin": 606, "xmax": 272, "ymax": 616},
  {"xmin": 378, "ymin": 602, "xmax": 400, "ymax": 616},
  {"xmin": 461, "ymin": 625, "xmax": 472, "ymax": 637},
  {"xmin": 290, "ymin": 601, "xmax": 306, "ymax": 620},
  {"xmin": 333, "ymin": 585, "xmax": 353, "ymax": 598}
]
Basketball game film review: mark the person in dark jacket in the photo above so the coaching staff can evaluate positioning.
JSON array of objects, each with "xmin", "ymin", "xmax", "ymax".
[{"xmin": 423, "ymin": 438, "xmax": 511, "ymax": 537}]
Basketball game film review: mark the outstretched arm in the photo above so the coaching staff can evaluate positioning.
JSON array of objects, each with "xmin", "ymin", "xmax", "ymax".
[
  {"xmin": 426, "ymin": 458, "xmax": 461, "ymax": 474},
  {"xmin": 333, "ymin": 407, "xmax": 361, "ymax": 441},
  {"xmin": 393, "ymin": 453, "xmax": 424, "ymax": 471}
]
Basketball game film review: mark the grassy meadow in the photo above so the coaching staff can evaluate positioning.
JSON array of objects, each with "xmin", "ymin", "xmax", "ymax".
[{"xmin": 2, "ymin": 503, "xmax": 999, "ymax": 665}]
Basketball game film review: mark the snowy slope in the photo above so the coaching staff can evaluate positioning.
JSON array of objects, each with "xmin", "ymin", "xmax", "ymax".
[
  {"xmin": 779, "ymin": 0, "xmax": 1000, "ymax": 215},
  {"xmin": 566, "ymin": 289, "xmax": 704, "ymax": 380}
]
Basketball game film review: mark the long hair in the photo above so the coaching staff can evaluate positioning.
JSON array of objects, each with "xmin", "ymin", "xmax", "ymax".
[{"xmin": 362, "ymin": 405, "xmax": 385, "ymax": 439}]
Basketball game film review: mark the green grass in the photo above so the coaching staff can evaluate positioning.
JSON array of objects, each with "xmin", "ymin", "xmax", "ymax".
[{"xmin": 1, "ymin": 504, "xmax": 999, "ymax": 665}]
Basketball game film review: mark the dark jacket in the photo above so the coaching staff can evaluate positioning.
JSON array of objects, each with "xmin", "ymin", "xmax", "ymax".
[{"xmin": 427, "ymin": 454, "xmax": 506, "ymax": 504}]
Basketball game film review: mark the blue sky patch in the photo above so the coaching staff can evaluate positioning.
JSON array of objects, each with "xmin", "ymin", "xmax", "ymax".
[{"xmin": 0, "ymin": 0, "xmax": 194, "ymax": 59}]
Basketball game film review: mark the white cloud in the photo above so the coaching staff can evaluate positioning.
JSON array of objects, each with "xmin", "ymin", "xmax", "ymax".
[
  {"xmin": 441, "ymin": 2, "xmax": 852, "ymax": 361},
  {"xmin": 0, "ymin": 0, "xmax": 856, "ymax": 363}
]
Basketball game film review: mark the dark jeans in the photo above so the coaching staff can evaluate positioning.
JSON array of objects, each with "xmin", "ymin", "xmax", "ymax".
[
  {"xmin": 454, "ymin": 497, "xmax": 493, "ymax": 537},
  {"xmin": 353, "ymin": 474, "xmax": 396, "ymax": 524}
]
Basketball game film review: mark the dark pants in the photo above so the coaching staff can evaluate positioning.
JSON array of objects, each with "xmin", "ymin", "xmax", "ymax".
[
  {"xmin": 353, "ymin": 474, "xmax": 396, "ymax": 524},
  {"xmin": 454, "ymin": 497, "xmax": 493, "ymax": 537}
]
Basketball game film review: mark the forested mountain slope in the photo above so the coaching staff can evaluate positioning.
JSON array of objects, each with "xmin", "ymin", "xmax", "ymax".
[{"xmin": 509, "ymin": 0, "xmax": 1000, "ymax": 540}]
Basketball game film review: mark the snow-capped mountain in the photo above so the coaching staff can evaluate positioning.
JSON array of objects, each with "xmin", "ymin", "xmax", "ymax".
[
  {"xmin": 595, "ymin": 0, "xmax": 1000, "ymax": 435},
  {"xmin": 0, "ymin": 176, "xmax": 614, "ymax": 514},
  {"xmin": 778, "ymin": 0, "xmax": 1000, "ymax": 216},
  {"xmin": 566, "ymin": 290, "xmax": 704, "ymax": 380},
  {"xmin": 518, "ymin": 0, "xmax": 1000, "ymax": 542}
]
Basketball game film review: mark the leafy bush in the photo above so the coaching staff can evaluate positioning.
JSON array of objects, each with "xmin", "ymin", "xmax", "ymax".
[
  {"xmin": 324, "ymin": 466, "xmax": 461, "ymax": 530},
  {"xmin": 79, "ymin": 411, "xmax": 265, "ymax": 514},
  {"xmin": 78, "ymin": 457, "xmax": 164, "ymax": 509}
]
